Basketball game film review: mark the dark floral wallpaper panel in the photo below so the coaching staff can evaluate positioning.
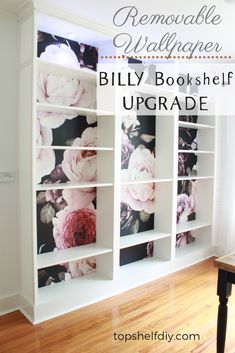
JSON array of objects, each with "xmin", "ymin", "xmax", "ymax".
[
  {"xmin": 36, "ymin": 31, "xmax": 99, "ymax": 287},
  {"xmin": 120, "ymin": 109, "xmax": 156, "ymax": 264}
]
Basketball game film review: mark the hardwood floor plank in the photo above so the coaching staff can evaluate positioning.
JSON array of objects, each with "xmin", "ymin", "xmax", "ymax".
[{"xmin": 1, "ymin": 258, "xmax": 235, "ymax": 353}]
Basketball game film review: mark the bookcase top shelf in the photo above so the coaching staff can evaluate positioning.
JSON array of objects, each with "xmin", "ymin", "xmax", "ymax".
[
  {"xmin": 36, "ymin": 102, "xmax": 114, "ymax": 117},
  {"xmin": 37, "ymin": 59, "xmax": 97, "ymax": 82}
]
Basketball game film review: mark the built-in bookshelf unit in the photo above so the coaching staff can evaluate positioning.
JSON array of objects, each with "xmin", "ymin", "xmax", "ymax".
[{"xmin": 18, "ymin": 3, "xmax": 216, "ymax": 323}]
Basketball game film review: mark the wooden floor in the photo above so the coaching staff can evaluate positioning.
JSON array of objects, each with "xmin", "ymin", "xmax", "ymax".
[{"xmin": 1, "ymin": 258, "xmax": 235, "ymax": 353}]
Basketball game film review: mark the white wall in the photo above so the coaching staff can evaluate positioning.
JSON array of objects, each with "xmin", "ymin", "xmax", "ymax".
[
  {"xmin": 0, "ymin": 11, "xmax": 20, "ymax": 298},
  {"xmin": 214, "ymin": 116, "xmax": 235, "ymax": 255}
]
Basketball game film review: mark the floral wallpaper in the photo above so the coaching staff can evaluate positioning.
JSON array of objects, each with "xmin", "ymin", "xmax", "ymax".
[
  {"xmin": 37, "ymin": 187, "xmax": 96, "ymax": 287},
  {"xmin": 36, "ymin": 31, "xmax": 99, "ymax": 286},
  {"xmin": 176, "ymin": 231, "xmax": 195, "ymax": 247},
  {"xmin": 38, "ymin": 30, "xmax": 98, "ymax": 70},
  {"xmin": 178, "ymin": 125, "xmax": 198, "ymax": 177},
  {"xmin": 179, "ymin": 127, "xmax": 198, "ymax": 151},
  {"xmin": 120, "ymin": 241, "xmax": 154, "ymax": 266},
  {"xmin": 36, "ymin": 30, "xmax": 98, "ymax": 186},
  {"xmin": 120, "ymin": 60, "xmax": 156, "ymax": 265},
  {"xmin": 177, "ymin": 180, "xmax": 197, "ymax": 225},
  {"xmin": 179, "ymin": 115, "xmax": 198, "ymax": 123},
  {"xmin": 38, "ymin": 257, "xmax": 96, "ymax": 288}
]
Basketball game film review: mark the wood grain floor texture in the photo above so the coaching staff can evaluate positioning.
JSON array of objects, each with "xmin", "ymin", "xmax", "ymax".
[{"xmin": 1, "ymin": 258, "xmax": 235, "ymax": 353}]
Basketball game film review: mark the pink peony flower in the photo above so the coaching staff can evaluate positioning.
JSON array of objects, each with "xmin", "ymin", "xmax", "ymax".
[
  {"xmin": 75, "ymin": 127, "xmax": 97, "ymax": 147},
  {"xmin": 62, "ymin": 140, "xmax": 97, "ymax": 182},
  {"xmin": 38, "ymin": 43, "xmax": 95, "ymax": 111},
  {"xmin": 68, "ymin": 257, "xmax": 96, "ymax": 278},
  {"xmin": 53, "ymin": 207, "xmax": 96, "ymax": 250},
  {"xmin": 122, "ymin": 147, "xmax": 155, "ymax": 181},
  {"xmin": 177, "ymin": 193, "xmax": 195, "ymax": 224},
  {"xmin": 39, "ymin": 44, "xmax": 80, "ymax": 68},
  {"xmin": 37, "ymin": 111, "xmax": 77, "ymax": 130},
  {"xmin": 62, "ymin": 188, "xmax": 96, "ymax": 211},
  {"xmin": 37, "ymin": 72, "xmax": 96, "ymax": 108},
  {"xmin": 121, "ymin": 148, "xmax": 155, "ymax": 213}
]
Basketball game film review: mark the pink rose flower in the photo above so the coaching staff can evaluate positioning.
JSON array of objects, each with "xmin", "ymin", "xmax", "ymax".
[
  {"xmin": 39, "ymin": 44, "xmax": 80, "ymax": 68},
  {"xmin": 37, "ymin": 73, "xmax": 96, "ymax": 108},
  {"xmin": 37, "ymin": 111, "xmax": 77, "ymax": 130},
  {"xmin": 62, "ymin": 140, "xmax": 97, "ymax": 182},
  {"xmin": 177, "ymin": 193, "xmax": 195, "ymax": 224},
  {"xmin": 75, "ymin": 127, "xmax": 97, "ymax": 147},
  {"xmin": 62, "ymin": 188, "xmax": 96, "ymax": 211},
  {"xmin": 121, "ymin": 148, "xmax": 155, "ymax": 213},
  {"xmin": 68, "ymin": 257, "xmax": 96, "ymax": 278},
  {"xmin": 53, "ymin": 207, "xmax": 96, "ymax": 250},
  {"xmin": 38, "ymin": 44, "xmax": 95, "ymax": 111},
  {"xmin": 122, "ymin": 147, "xmax": 155, "ymax": 182}
]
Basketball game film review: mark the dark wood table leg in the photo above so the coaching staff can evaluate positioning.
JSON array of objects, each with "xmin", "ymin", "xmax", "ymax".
[{"xmin": 217, "ymin": 269, "xmax": 232, "ymax": 353}]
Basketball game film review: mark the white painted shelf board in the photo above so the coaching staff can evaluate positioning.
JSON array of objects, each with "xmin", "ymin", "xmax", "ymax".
[
  {"xmin": 178, "ymin": 150, "xmax": 214, "ymax": 154},
  {"xmin": 36, "ymin": 145, "xmax": 114, "ymax": 151},
  {"xmin": 37, "ymin": 272, "xmax": 110, "ymax": 304},
  {"xmin": 36, "ymin": 181, "xmax": 113, "ymax": 191},
  {"xmin": 37, "ymin": 59, "xmax": 97, "ymax": 82},
  {"xmin": 121, "ymin": 178, "xmax": 172, "ymax": 185},
  {"xmin": 176, "ymin": 220, "xmax": 212, "ymax": 233},
  {"xmin": 175, "ymin": 243, "xmax": 212, "ymax": 259},
  {"xmin": 178, "ymin": 121, "xmax": 215, "ymax": 129},
  {"xmin": 37, "ymin": 257, "xmax": 167, "ymax": 305},
  {"xmin": 37, "ymin": 244, "xmax": 112, "ymax": 269},
  {"xmin": 177, "ymin": 176, "xmax": 214, "ymax": 181},
  {"xmin": 37, "ymin": 102, "xmax": 114, "ymax": 116},
  {"xmin": 120, "ymin": 230, "xmax": 171, "ymax": 249}
]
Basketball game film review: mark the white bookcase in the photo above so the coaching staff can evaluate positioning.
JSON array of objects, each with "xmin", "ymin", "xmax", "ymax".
[{"xmin": 18, "ymin": 3, "xmax": 216, "ymax": 323}]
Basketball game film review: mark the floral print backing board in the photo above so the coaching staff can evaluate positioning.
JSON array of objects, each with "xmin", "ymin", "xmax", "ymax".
[
  {"xmin": 179, "ymin": 115, "xmax": 198, "ymax": 124},
  {"xmin": 120, "ymin": 241, "xmax": 154, "ymax": 266},
  {"xmin": 179, "ymin": 127, "xmax": 198, "ymax": 151},
  {"xmin": 37, "ymin": 31, "xmax": 97, "ymax": 109},
  {"xmin": 38, "ymin": 257, "xmax": 96, "ymax": 288},
  {"xmin": 37, "ymin": 188, "xmax": 96, "ymax": 254},
  {"xmin": 38, "ymin": 30, "xmax": 98, "ymax": 71},
  {"xmin": 177, "ymin": 180, "xmax": 197, "ymax": 225},
  {"xmin": 178, "ymin": 152, "xmax": 198, "ymax": 177},
  {"xmin": 120, "ymin": 94, "xmax": 155, "ymax": 264},
  {"xmin": 36, "ymin": 146, "xmax": 97, "ymax": 185},
  {"xmin": 176, "ymin": 231, "xmax": 195, "ymax": 247}
]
